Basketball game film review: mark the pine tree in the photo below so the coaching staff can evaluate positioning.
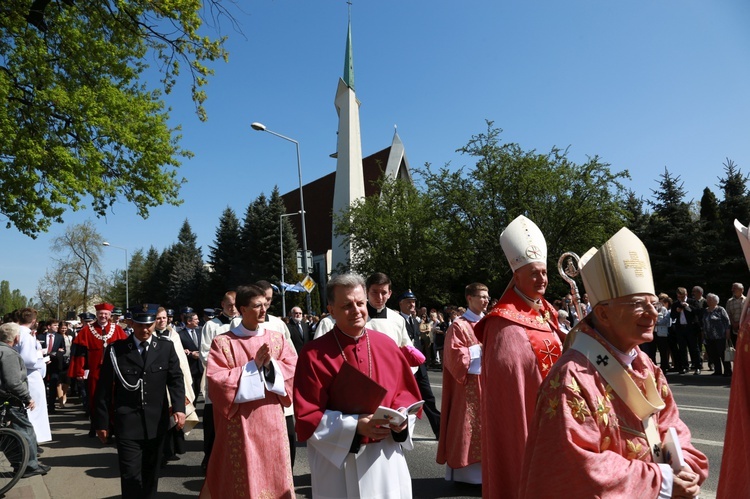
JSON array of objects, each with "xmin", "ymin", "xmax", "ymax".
[
  {"xmin": 207, "ymin": 207, "xmax": 243, "ymax": 299},
  {"xmin": 698, "ymin": 188, "xmax": 721, "ymax": 293},
  {"xmin": 718, "ymin": 159, "xmax": 750, "ymax": 290},
  {"xmin": 644, "ymin": 168, "xmax": 701, "ymax": 294},
  {"xmin": 168, "ymin": 219, "xmax": 206, "ymax": 310},
  {"xmin": 623, "ymin": 190, "xmax": 650, "ymax": 238}
]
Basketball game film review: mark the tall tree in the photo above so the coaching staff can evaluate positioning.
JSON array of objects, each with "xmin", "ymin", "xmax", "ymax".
[
  {"xmin": 698, "ymin": 187, "xmax": 722, "ymax": 293},
  {"xmin": 0, "ymin": 280, "xmax": 29, "ymax": 317},
  {"xmin": 623, "ymin": 190, "xmax": 650, "ymax": 238},
  {"xmin": 420, "ymin": 121, "xmax": 630, "ymax": 301},
  {"xmin": 141, "ymin": 246, "xmax": 164, "ymax": 305},
  {"xmin": 643, "ymin": 168, "xmax": 700, "ymax": 294},
  {"xmin": 50, "ymin": 220, "xmax": 104, "ymax": 310},
  {"xmin": 207, "ymin": 207, "xmax": 243, "ymax": 300},
  {"xmin": 717, "ymin": 159, "xmax": 750, "ymax": 290},
  {"xmin": 167, "ymin": 219, "xmax": 206, "ymax": 309},
  {"xmin": 0, "ymin": 1, "xmax": 232, "ymax": 237}
]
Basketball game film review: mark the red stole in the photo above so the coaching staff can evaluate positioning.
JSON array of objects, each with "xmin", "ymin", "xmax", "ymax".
[{"xmin": 476, "ymin": 287, "xmax": 563, "ymax": 378}]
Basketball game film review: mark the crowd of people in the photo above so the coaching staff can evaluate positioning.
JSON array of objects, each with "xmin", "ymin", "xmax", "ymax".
[{"xmin": 2, "ymin": 218, "xmax": 750, "ymax": 498}]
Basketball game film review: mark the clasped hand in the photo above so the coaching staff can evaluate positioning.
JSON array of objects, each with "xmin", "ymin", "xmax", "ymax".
[
  {"xmin": 254, "ymin": 343, "xmax": 271, "ymax": 370},
  {"xmin": 672, "ymin": 466, "xmax": 700, "ymax": 498}
]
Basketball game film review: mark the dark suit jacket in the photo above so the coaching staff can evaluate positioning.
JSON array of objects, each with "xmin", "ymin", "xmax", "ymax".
[
  {"xmin": 94, "ymin": 335, "xmax": 185, "ymax": 440},
  {"xmin": 176, "ymin": 327, "xmax": 204, "ymax": 377},
  {"xmin": 41, "ymin": 332, "xmax": 66, "ymax": 373},
  {"xmin": 286, "ymin": 320, "xmax": 311, "ymax": 353}
]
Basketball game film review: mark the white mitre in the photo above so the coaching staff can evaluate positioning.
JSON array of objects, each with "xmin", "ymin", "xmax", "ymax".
[
  {"xmin": 579, "ymin": 227, "xmax": 655, "ymax": 308},
  {"xmin": 500, "ymin": 215, "xmax": 547, "ymax": 272},
  {"xmin": 734, "ymin": 219, "xmax": 750, "ymax": 271}
]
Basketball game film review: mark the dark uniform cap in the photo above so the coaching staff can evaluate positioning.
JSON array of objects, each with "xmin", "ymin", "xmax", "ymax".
[
  {"xmin": 131, "ymin": 312, "xmax": 156, "ymax": 324},
  {"xmin": 180, "ymin": 307, "xmax": 194, "ymax": 314},
  {"xmin": 398, "ymin": 290, "xmax": 417, "ymax": 301},
  {"xmin": 166, "ymin": 309, "xmax": 174, "ymax": 317},
  {"xmin": 78, "ymin": 312, "xmax": 96, "ymax": 322},
  {"xmin": 113, "ymin": 308, "xmax": 123, "ymax": 315},
  {"xmin": 203, "ymin": 308, "xmax": 216, "ymax": 319}
]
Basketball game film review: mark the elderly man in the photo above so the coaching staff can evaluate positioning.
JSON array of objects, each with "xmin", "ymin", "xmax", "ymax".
[
  {"xmin": 94, "ymin": 309, "xmax": 186, "ymax": 499},
  {"xmin": 474, "ymin": 215, "xmax": 564, "ymax": 497},
  {"xmin": 68, "ymin": 302, "xmax": 128, "ymax": 435},
  {"xmin": 437, "ymin": 282, "xmax": 488, "ymax": 484},
  {"xmin": 294, "ymin": 273, "xmax": 421, "ymax": 498},
  {"xmin": 0, "ymin": 322, "xmax": 50, "ymax": 478},
  {"xmin": 725, "ymin": 282, "xmax": 745, "ymax": 348},
  {"xmin": 520, "ymin": 228, "xmax": 708, "ymax": 498}
]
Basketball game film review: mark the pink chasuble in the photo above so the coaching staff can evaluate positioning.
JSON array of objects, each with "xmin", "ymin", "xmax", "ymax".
[
  {"xmin": 437, "ymin": 316, "xmax": 482, "ymax": 469},
  {"xmin": 520, "ymin": 327, "xmax": 708, "ymax": 498},
  {"xmin": 717, "ymin": 310, "xmax": 750, "ymax": 497},
  {"xmin": 200, "ymin": 328, "xmax": 297, "ymax": 499}
]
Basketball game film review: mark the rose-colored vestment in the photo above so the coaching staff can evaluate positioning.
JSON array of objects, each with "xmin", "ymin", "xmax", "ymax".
[
  {"xmin": 437, "ymin": 316, "xmax": 482, "ymax": 469},
  {"xmin": 475, "ymin": 288, "xmax": 563, "ymax": 498},
  {"xmin": 520, "ymin": 326, "xmax": 708, "ymax": 498},
  {"xmin": 200, "ymin": 328, "xmax": 297, "ymax": 498},
  {"xmin": 718, "ymin": 304, "xmax": 750, "ymax": 497}
]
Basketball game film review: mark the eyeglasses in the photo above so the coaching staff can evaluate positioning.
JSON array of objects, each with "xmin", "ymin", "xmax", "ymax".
[{"xmin": 601, "ymin": 299, "xmax": 659, "ymax": 314}]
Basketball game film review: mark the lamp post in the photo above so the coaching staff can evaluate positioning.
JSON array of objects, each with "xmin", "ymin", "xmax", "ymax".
[
  {"xmin": 251, "ymin": 121, "xmax": 312, "ymax": 314},
  {"xmin": 279, "ymin": 211, "xmax": 303, "ymax": 318},
  {"xmin": 102, "ymin": 242, "xmax": 129, "ymax": 311}
]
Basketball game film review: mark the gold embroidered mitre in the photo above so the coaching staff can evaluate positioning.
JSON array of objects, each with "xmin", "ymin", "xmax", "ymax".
[{"xmin": 579, "ymin": 227, "xmax": 655, "ymax": 307}]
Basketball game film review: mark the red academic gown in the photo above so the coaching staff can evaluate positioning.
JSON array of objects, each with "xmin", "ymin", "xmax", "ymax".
[
  {"xmin": 717, "ymin": 302, "xmax": 750, "ymax": 497},
  {"xmin": 474, "ymin": 287, "xmax": 563, "ymax": 499},
  {"xmin": 68, "ymin": 322, "xmax": 128, "ymax": 415}
]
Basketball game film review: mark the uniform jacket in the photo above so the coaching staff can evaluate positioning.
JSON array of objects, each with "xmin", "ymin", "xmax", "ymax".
[{"xmin": 94, "ymin": 335, "xmax": 185, "ymax": 440}]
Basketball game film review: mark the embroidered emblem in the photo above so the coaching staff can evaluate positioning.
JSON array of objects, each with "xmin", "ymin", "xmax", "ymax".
[
  {"xmin": 596, "ymin": 354, "xmax": 609, "ymax": 366},
  {"xmin": 541, "ymin": 362, "xmax": 550, "ymax": 373},
  {"xmin": 661, "ymin": 384, "xmax": 669, "ymax": 399},
  {"xmin": 526, "ymin": 245, "xmax": 543, "ymax": 259},
  {"xmin": 548, "ymin": 374, "xmax": 561, "ymax": 390},
  {"xmin": 545, "ymin": 397, "xmax": 559, "ymax": 419},
  {"xmin": 595, "ymin": 396, "xmax": 611, "ymax": 426},
  {"xmin": 623, "ymin": 251, "xmax": 646, "ymax": 277},
  {"xmin": 653, "ymin": 444, "xmax": 661, "ymax": 458},
  {"xmin": 626, "ymin": 439, "xmax": 644, "ymax": 460},
  {"xmin": 540, "ymin": 339, "xmax": 560, "ymax": 365},
  {"xmin": 601, "ymin": 436, "xmax": 611, "ymax": 451},
  {"xmin": 567, "ymin": 377, "xmax": 581, "ymax": 394},
  {"xmin": 603, "ymin": 384, "xmax": 614, "ymax": 401},
  {"xmin": 568, "ymin": 398, "xmax": 590, "ymax": 423}
]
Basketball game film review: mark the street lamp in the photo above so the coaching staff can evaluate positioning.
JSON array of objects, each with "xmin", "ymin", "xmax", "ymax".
[
  {"xmin": 251, "ymin": 121, "xmax": 312, "ymax": 314},
  {"xmin": 102, "ymin": 242, "xmax": 129, "ymax": 311},
  {"xmin": 279, "ymin": 211, "xmax": 303, "ymax": 318}
]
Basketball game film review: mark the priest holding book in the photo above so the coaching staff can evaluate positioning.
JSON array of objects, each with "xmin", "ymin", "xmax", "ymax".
[
  {"xmin": 519, "ymin": 228, "xmax": 708, "ymax": 498},
  {"xmin": 294, "ymin": 273, "xmax": 422, "ymax": 498}
]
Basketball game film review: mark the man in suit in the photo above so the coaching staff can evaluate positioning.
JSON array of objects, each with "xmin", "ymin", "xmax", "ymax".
[
  {"xmin": 94, "ymin": 309, "xmax": 186, "ymax": 499},
  {"xmin": 42, "ymin": 318, "xmax": 66, "ymax": 414},
  {"xmin": 286, "ymin": 306, "xmax": 310, "ymax": 353},
  {"xmin": 398, "ymin": 289, "xmax": 441, "ymax": 439},
  {"xmin": 177, "ymin": 311, "xmax": 203, "ymax": 400}
]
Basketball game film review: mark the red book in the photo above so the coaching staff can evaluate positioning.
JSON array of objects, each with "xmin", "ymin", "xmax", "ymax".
[{"xmin": 328, "ymin": 361, "xmax": 388, "ymax": 415}]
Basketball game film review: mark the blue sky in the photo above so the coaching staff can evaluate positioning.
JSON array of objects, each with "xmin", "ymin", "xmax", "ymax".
[{"xmin": 3, "ymin": 0, "xmax": 750, "ymax": 302}]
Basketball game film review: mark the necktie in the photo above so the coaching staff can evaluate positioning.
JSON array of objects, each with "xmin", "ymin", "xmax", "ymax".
[
  {"xmin": 141, "ymin": 341, "xmax": 149, "ymax": 362},
  {"xmin": 48, "ymin": 334, "xmax": 53, "ymax": 350},
  {"xmin": 190, "ymin": 329, "xmax": 197, "ymax": 345}
]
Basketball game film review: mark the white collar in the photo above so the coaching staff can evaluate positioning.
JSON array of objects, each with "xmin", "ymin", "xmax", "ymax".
[
  {"xmin": 233, "ymin": 322, "xmax": 264, "ymax": 338},
  {"xmin": 592, "ymin": 328, "xmax": 637, "ymax": 367},
  {"xmin": 463, "ymin": 309, "xmax": 484, "ymax": 322}
]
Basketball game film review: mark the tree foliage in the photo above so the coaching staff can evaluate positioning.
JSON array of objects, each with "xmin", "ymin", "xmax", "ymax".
[
  {"xmin": 167, "ymin": 219, "xmax": 206, "ymax": 308},
  {"xmin": 207, "ymin": 207, "xmax": 243, "ymax": 298},
  {"xmin": 0, "ymin": 280, "xmax": 30, "ymax": 317},
  {"xmin": 337, "ymin": 122, "xmax": 631, "ymax": 306},
  {"xmin": 50, "ymin": 220, "xmax": 104, "ymax": 310},
  {"xmin": 0, "ymin": 0, "xmax": 230, "ymax": 237}
]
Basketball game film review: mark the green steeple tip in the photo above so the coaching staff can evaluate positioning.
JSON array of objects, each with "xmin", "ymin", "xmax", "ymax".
[{"xmin": 343, "ymin": 19, "xmax": 354, "ymax": 91}]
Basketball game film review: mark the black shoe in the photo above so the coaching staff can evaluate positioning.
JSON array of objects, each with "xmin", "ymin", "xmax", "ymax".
[
  {"xmin": 680, "ymin": 369, "xmax": 688, "ymax": 374},
  {"xmin": 22, "ymin": 465, "xmax": 50, "ymax": 478},
  {"xmin": 37, "ymin": 447, "xmax": 44, "ymax": 455},
  {"xmin": 693, "ymin": 369, "xmax": 701, "ymax": 375}
]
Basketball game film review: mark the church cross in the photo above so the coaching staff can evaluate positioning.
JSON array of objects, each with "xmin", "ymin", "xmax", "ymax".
[
  {"xmin": 596, "ymin": 355, "xmax": 609, "ymax": 366},
  {"xmin": 623, "ymin": 251, "xmax": 646, "ymax": 277}
]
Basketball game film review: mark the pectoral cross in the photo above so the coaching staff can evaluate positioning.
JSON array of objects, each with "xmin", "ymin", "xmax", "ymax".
[{"xmin": 596, "ymin": 355, "xmax": 609, "ymax": 366}]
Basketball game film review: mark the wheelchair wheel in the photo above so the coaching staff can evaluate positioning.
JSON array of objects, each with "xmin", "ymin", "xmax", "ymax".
[{"xmin": 0, "ymin": 427, "xmax": 30, "ymax": 495}]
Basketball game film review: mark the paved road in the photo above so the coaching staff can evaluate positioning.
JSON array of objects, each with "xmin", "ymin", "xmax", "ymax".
[{"xmin": 7, "ymin": 367, "xmax": 728, "ymax": 498}]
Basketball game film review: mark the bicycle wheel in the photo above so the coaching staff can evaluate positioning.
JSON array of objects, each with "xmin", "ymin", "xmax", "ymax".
[{"xmin": 0, "ymin": 427, "xmax": 29, "ymax": 495}]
